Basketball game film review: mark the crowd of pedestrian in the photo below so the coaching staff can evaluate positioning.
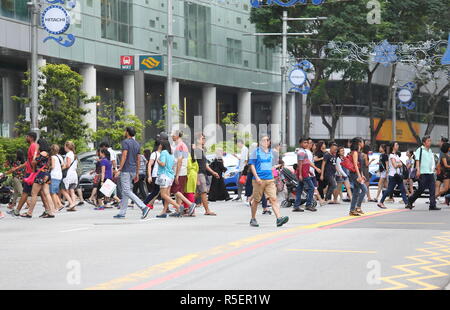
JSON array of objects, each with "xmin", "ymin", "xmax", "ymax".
[{"xmin": 0, "ymin": 128, "xmax": 447, "ymax": 225}]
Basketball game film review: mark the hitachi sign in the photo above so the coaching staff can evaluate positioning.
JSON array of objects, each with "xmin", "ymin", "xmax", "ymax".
[{"xmin": 45, "ymin": 17, "xmax": 66, "ymax": 22}]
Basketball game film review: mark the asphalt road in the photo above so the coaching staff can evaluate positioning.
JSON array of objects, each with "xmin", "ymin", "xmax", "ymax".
[{"xmin": 1, "ymin": 190, "xmax": 450, "ymax": 290}]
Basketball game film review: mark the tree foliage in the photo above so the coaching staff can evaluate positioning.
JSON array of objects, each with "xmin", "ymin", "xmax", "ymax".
[
  {"xmin": 92, "ymin": 101, "xmax": 145, "ymax": 150},
  {"xmin": 250, "ymin": 0, "xmax": 450, "ymax": 142},
  {"xmin": 12, "ymin": 64, "xmax": 98, "ymax": 147}
]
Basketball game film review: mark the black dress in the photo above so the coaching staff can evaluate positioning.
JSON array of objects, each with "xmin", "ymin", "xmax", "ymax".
[{"xmin": 208, "ymin": 158, "xmax": 230, "ymax": 202}]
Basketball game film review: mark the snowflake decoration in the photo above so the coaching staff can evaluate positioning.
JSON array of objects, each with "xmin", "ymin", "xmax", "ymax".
[{"xmin": 373, "ymin": 40, "xmax": 398, "ymax": 66}]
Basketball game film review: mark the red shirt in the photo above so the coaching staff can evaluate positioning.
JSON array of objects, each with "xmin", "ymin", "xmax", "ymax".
[
  {"xmin": 297, "ymin": 148, "xmax": 311, "ymax": 179},
  {"xmin": 25, "ymin": 142, "xmax": 38, "ymax": 174}
]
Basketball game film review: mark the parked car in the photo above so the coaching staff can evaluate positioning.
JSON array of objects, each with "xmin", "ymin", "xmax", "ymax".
[
  {"xmin": 78, "ymin": 150, "xmax": 122, "ymax": 199},
  {"xmin": 206, "ymin": 153, "xmax": 240, "ymax": 193}
]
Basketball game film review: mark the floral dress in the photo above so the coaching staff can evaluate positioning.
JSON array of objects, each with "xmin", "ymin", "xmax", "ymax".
[
  {"xmin": 12, "ymin": 161, "xmax": 26, "ymax": 180},
  {"xmin": 34, "ymin": 154, "xmax": 50, "ymax": 184}
]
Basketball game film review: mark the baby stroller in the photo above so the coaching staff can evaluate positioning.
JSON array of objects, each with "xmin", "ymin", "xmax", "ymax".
[
  {"xmin": 0, "ymin": 174, "xmax": 13, "ymax": 205},
  {"xmin": 280, "ymin": 168, "xmax": 317, "ymax": 209}
]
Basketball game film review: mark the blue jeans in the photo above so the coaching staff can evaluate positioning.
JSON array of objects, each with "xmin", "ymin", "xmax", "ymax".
[
  {"xmin": 295, "ymin": 177, "xmax": 314, "ymax": 208},
  {"xmin": 349, "ymin": 173, "xmax": 367, "ymax": 212},
  {"xmin": 119, "ymin": 172, "xmax": 147, "ymax": 216},
  {"xmin": 381, "ymin": 175, "xmax": 408, "ymax": 204}
]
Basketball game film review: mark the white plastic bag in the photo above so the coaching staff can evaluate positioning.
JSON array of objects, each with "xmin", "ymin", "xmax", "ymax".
[{"xmin": 100, "ymin": 179, "xmax": 117, "ymax": 197}]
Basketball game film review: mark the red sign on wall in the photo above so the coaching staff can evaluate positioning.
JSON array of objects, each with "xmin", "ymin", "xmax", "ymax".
[{"xmin": 120, "ymin": 56, "xmax": 134, "ymax": 70}]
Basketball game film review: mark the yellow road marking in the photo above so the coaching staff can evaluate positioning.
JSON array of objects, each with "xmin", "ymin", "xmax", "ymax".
[
  {"xmin": 380, "ymin": 231, "xmax": 450, "ymax": 290},
  {"xmin": 286, "ymin": 249, "xmax": 377, "ymax": 254},
  {"xmin": 376, "ymin": 222, "xmax": 445, "ymax": 225},
  {"xmin": 86, "ymin": 209, "xmax": 397, "ymax": 290}
]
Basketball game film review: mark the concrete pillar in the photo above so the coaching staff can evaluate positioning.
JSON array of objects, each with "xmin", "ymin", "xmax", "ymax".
[
  {"xmin": 288, "ymin": 93, "xmax": 296, "ymax": 147},
  {"xmin": 238, "ymin": 89, "xmax": 252, "ymax": 127},
  {"xmin": 134, "ymin": 71, "xmax": 145, "ymax": 139},
  {"xmin": 1, "ymin": 74, "xmax": 16, "ymax": 137},
  {"xmin": 37, "ymin": 56, "xmax": 46, "ymax": 70},
  {"xmin": 202, "ymin": 84, "xmax": 217, "ymax": 145},
  {"xmin": 80, "ymin": 65, "xmax": 97, "ymax": 134},
  {"xmin": 124, "ymin": 73, "xmax": 135, "ymax": 115},
  {"xmin": 271, "ymin": 93, "xmax": 282, "ymax": 145}
]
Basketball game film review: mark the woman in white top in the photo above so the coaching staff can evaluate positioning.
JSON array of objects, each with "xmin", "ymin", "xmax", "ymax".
[
  {"xmin": 377, "ymin": 142, "xmax": 408, "ymax": 209},
  {"xmin": 61, "ymin": 141, "xmax": 78, "ymax": 212},
  {"xmin": 50, "ymin": 144, "xmax": 63, "ymax": 212}
]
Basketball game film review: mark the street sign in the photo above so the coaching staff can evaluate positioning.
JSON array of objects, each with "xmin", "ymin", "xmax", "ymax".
[
  {"xmin": 120, "ymin": 56, "xmax": 134, "ymax": 70},
  {"xmin": 289, "ymin": 68, "xmax": 307, "ymax": 86},
  {"xmin": 398, "ymin": 88, "xmax": 413, "ymax": 103},
  {"xmin": 139, "ymin": 55, "xmax": 164, "ymax": 71}
]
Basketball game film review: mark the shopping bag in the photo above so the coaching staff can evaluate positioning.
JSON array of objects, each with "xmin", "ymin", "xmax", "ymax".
[{"xmin": 100, "ymin": 179, "xmax": 117, "ymax": 197}]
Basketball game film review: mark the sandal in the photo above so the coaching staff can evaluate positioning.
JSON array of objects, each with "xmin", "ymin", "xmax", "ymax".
[
  {"xmin": 20, "ymin": 213, "xmax": 32, "ymax": 218},
  {"xmin": 39, "ymin": 211, "xmax": 48, "ymax": 218},
  {"xmin": 204, "ymin": 212, "xmax": 217, "ymax": 216},
  {"xmin": 356, "ymin": 208, "xmax": 365, "ymax": 214},
  {"xmin": 67, "ymin": 207, "xmax": 77, "ymax": 212},
  {"xmin": 42, "ymin": 214, "xmax": 55, "ymax": 218}
]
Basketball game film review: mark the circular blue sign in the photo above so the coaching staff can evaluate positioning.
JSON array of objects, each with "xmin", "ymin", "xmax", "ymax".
[{"xmin": 41, "ymin": 5, "xmax": 70, "ymax": 35}]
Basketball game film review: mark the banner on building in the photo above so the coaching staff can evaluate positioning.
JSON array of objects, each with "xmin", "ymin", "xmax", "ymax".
[
  {"xmin": 374, "ymin": 118, "xmax": 420, "ymax": 143},
  {"xmin": 139, "ymin": 55, "xmax": 164, "ymax": 71}
]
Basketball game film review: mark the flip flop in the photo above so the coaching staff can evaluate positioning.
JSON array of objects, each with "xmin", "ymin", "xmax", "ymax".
[{"xmin": 204, "ymin": 212, "xmax": 217, "ymax": 216}]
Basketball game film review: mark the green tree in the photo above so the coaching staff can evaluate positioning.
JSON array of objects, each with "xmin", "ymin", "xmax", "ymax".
[
  {"xmin": 12, "ymin": 64, "xmax": 98, "ymax": 146},
  {"xmin": 92, "ymin": 100, "xmax": 145, "ymax": 150},
  {"xmin": 250, "ymin": 0, "xmax": 450, "ymax": 142}
]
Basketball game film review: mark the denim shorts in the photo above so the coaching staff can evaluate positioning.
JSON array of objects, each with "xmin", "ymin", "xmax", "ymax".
[{"xmin": 50, "ymin": 179, "xmax": 62, "ymax": 194}]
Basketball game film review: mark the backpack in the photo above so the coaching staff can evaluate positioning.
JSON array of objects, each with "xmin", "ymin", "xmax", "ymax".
[{"xmin": 341, "ymin": 152, "xmax": 360, "ymax": 173}]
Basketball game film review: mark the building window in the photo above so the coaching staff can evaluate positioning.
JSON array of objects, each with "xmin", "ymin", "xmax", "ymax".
[
  {"xmin": 227, "ymin": 38, "xmax": 242, "ymax": 65},
  {"xmin": 184, "ymin": 2, "xmax": 211, "ymax": 59},
  {"xmin": 101, "ymin": 0, "xmax": 133, "ymax": 44},
  {"xmin": 0, "ymin": 0, "xmax": 28, "ymax": 21},
  {"xmin": 256, "ymin": 37, "xmax": 273, "ymax": 71}
]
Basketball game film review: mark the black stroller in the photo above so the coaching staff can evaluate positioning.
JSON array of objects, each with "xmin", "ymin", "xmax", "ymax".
[
  {"xmin": 280, "ymin": 168, "xmax": 317, "ymax": 209},
  {"xmin": 0, "ymin": 174, "xmax": 13, "ymax": 205}
]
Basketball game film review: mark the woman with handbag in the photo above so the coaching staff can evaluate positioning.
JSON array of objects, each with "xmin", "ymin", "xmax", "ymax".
[
  {"xmin": 21, "ymin": 139, "xmax": 56, "ymax": 218},
  {"xmin": 61, "ymin": 141, "xmax": 78, "ymax": 212},
  {"xmin": 377, "ymin": 142, "xmax": 409, "ymax": 209}
]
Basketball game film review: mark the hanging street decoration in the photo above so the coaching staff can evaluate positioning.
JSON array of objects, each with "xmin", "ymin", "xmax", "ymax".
[
  {"xmin": 373, "ymin": 40, "xmax": 398, "ymax": 66},
  {"xmin": 289, "ymin": 60, "xmax": 313, "ymax": 94},
  {"xmin": 250, "ymin": 0, "xmax": 325, "ymax": 9},
  {"xmin": 397, "ymin": 82, "xmax": 416, "ymax": 110},
  {"xmin": 41, "ymin": 0, "xmax": 77, "ymax": 47},
  {"xmin": 324, "ymin": 38, "xmax": 449, "ymax": 67}
]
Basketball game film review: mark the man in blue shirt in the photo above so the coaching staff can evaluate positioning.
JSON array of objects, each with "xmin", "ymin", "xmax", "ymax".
[
  {"xmin": 114, "ymin": 127, "xmax": 151, "ymax": 219},
  {"xmin": 248, "ymin": 135, "xmax": 289, "ymax": 227}
]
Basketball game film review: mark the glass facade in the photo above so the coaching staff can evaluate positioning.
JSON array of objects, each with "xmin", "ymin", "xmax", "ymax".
[
  {"xmin": 0, "ymin": 0, "xmax": 28, "ymax": 21},
  {"xmin": 184, "ymin": 2, "xmax": 211, "ymax": 59},
  {"xmin": 101, "ymin": 0, "xmax": 133, "ymax": 44},
  {"xmin": 256, "ymin": 37, "xmax": 273, "ymax": 71},
  {"xmin": 226, "ymin": 38, "xmax": 242, "ymax": 65}
]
